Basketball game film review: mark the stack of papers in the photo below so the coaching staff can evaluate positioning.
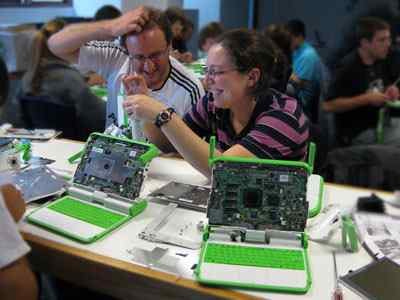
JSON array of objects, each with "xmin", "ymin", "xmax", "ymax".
[{"xmin": 353, "ymin": 212, "xmax": 400, "ymax": 264}]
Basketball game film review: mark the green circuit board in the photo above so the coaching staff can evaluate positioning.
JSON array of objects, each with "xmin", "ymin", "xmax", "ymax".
[
  {"xmin": 73, "ymin": 134, "xmax": 151, "ymax": 200},
  {"xmin": 208, "ymin": 161, "xmax": 309, "ymax": 232}
]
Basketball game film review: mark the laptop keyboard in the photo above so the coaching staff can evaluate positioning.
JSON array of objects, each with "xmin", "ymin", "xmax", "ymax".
[
  {"xmin": 48, "ymin": 197, "xmax": 127, "ymax": 229},
  {"xmin": 204, "ymin": 243, "xmax": 305, "ymax": 270}
]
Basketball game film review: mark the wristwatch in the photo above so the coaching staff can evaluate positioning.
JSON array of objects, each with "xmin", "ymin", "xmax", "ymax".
[{"xmin": 154, "ymin": 107, "xmax": 176, "ymax": 128}]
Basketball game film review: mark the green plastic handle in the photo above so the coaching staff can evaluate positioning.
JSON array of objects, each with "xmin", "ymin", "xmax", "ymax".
[{"xmin": 341, "ymin": 216, "xmax": 358, "ymax": 252}]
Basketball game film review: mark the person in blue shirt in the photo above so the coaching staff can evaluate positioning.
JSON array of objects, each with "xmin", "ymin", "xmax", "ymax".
[{"xmin": 286, "ymin": 19, "xmax": 323, "ymax": 123}]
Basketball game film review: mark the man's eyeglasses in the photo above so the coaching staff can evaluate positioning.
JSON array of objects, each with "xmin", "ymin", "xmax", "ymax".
[
  {"xmin": 203, "ymin": 66, "xmax": 238, "ymax": 78},
  {"xmin": 131, "ymin": 47, "xmax": 169, "ymax": 63}
]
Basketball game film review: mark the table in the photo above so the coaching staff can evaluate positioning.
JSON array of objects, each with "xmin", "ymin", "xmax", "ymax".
[{"xmin": 21, "ymin": 138, "xmax": 394, "ymax": 299}]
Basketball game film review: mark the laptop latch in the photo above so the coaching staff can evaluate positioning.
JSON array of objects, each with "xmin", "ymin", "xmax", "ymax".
[
  {"xmin": 68, "ymin": 186, "xmax": 132, "ymax": 214},
  {"xmin": 243, "ymin": 230, "xmax": 270, "ymax": 244}
]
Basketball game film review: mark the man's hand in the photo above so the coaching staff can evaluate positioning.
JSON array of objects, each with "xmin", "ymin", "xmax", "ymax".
[
  {"xmin": 108, "ymin": 6, "xmax": 149, "ymax": 38},
  {"xmin": 170, "ymin": 50, "xmax": 193, "ymax": 63},
  {"xmin": 364, "ymin": 91, "xmax": 390, "ymax": 107},
  {"xmin": 122, "ymin": 73, "xmax": 148, "ymax": 95},
  {"xmin": 385, "ymin": 85, "xmax": 400, "ymax": 100}
]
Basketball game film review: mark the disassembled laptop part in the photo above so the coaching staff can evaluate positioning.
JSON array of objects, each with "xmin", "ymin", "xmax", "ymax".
[{"xmin": 208, "ymin": 161, "xmax": 309, "ymax": 232}]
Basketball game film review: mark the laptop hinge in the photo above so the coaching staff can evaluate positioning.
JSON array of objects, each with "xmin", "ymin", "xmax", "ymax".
[{"xmin": 68, "ymin": 185, "xmax": 132, "ymax": 214}]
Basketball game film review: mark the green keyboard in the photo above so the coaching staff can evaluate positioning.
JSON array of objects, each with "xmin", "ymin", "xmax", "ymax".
[
  {"xmin": 48, "ymin": 197, "xmax": 127, "ymax": 229},
  {"xmin": 204, "ymin": 243, "xmax": 305, "ymax": 270}
]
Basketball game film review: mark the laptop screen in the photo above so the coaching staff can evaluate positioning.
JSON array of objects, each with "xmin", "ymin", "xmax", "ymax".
[
  {"xmin": 73, "ymin": 134, "xmax": 150, "ymax": 200},
  {"xmin": 208, "ymin": 161, "xmax": 309, "ymax": 232}
]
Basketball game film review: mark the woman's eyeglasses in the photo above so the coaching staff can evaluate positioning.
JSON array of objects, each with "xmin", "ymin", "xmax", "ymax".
[{"xmin": 203, "ymin": 66, "xmax": 238, "ymax": 78}]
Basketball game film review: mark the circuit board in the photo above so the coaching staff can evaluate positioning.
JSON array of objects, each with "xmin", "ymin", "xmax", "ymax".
[
  {"xmin": 149, "ymin": 181, "xmax": 210, "ymax": 212},
  {"xmin": 73, "ymin": 134, "xmax": 150, "ymax": 200},
  {"xmin": 208, "ymin": 161, "xmax": 309, "ymax": 232}
]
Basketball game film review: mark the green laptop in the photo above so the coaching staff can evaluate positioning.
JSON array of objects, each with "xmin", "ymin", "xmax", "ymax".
[
  {"xmin": 27, "ymin": 133, "xmax": 159, "ymax": 243},
  {"xmin": 195, "ymin": 138, "xmax": 316, "ymax": 293}
]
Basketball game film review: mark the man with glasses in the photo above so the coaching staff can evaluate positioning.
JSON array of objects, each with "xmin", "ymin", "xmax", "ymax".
[{"xmin": 48, "ymin": 6, "xmax": 204, "ymax": 128}]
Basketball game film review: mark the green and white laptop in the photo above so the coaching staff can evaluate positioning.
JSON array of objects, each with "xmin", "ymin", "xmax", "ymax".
[
  {"xmin": 27, "ymin": 133, "xmax": 159, "ymax": 243},
  {"xmin": 195, "ymin": 138, "xmax": 313, "ymax": 293}
]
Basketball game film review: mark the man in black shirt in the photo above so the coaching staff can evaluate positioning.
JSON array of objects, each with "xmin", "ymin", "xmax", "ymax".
[{"xmin": 324, "ymin": 17, "xmax": 400, "ymax": 146}]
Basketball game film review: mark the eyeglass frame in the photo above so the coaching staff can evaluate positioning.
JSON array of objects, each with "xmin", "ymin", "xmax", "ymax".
[
  {"xmin": 130, "ymin": 46, "xmax": 170, "ymax": 64},
  {"xmin": 203, "ymin": 66, "xmax": 239, "ymax": 78}
]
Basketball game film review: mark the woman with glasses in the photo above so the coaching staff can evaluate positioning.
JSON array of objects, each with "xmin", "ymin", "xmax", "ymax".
[{"xmin": 123, "ymin": 29, "xmax": 310, "ymax": 178}]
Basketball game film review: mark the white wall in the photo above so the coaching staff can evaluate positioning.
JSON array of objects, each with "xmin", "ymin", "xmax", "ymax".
[
  {"xmin": 184, "ymin": 0, "xmax": 220, "ymax": 30},
  {"xmin": 122, "ymin": 0, "xmax": 182, "ymax": 11},
  {"xmin": 74, "ymin": 0, "xmax": 121, "ymax": 17},
  {"xmin": 0, "ymin": 0, "xmax": 122, "ymax": 25},
  {"xmin": 0, "ymin": 7, "xmax": 75, "ymax": 25},
  {"xmin": 0, "ymin": 0, "xmax": 220, "ymax": 27}
]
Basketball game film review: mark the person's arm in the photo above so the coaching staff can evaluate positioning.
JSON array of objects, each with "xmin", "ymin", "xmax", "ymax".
[
  {"xmin": 143, "ymin": 122, "xmax": 176, "ymax": 153},
  {"xmin": 48, "ymin": 6, "xmax": 149, "ymax": 63},
  {"xmin": 1, "ymin": 184, "xmax": 25, "ymax": 222},
  {"xmin": 289, "ymin": 73, "xmax": 308, "ymax": 88},
  {"xmin": 323, "ymin": 91, "xmax": 389, "ymax": 113},
  {"xmin": 151, "ymin": 113, "xmax": 253, "ymax": 177},
  {"xmin": 123, "ymin": 94, "xmax": 255, "ymax": 177},
  {"xmin": 0, "ymin": 185, "xmax": 38, "ymax": 300},
  {"xmin": 0, "ymin": 258, "xmax": 38, "ymax": 300}
]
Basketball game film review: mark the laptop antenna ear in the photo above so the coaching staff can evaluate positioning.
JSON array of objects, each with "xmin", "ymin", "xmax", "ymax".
[
  {"xmin": 208, "ymin": 136, "xmax": 216, "ymax": 166},
  {"xmin": 307, "ymin": 142, "xmax": 316, "ymax": 174}
]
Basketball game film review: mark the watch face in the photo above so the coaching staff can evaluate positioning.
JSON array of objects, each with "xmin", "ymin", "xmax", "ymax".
[
  {"xmin": 160, "ymin": 111, "xmax": 169, "ymax": 121},
  {"xmin": 155, "ymin": 108, "xmax": 175, "ymax": 128}
]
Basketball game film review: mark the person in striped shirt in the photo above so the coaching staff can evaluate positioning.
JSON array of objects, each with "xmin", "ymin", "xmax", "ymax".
[
  {"xmin": 48, "ymin": 6, "xmax": 204, "ymax": 128},
  {"xmin": 123, "ymin": 29, "xmax": 310, "ymax": 178}
]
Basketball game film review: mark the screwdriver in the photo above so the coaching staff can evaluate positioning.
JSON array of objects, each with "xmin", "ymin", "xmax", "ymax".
[{"xmin": 332, "ymin": 251, "xmax": 344, "ymax": 300}]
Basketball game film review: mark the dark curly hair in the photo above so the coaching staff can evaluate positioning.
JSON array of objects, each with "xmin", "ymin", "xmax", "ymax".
[
  {"xmin": 216, "ymin": 29, "xmax": 287, "ymax": 97},
  {"xmin": 122, "ymin": 7, "xmax": 172, "ymax": 48}
]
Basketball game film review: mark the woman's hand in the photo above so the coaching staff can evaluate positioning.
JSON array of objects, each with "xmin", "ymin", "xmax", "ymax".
[{"xmin": 123, "ymin": 94, "xmax": 167, "ymax": 123}]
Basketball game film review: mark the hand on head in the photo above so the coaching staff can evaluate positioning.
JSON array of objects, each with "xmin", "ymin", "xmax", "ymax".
[
  {"xmin": 122, "ymin": 73, "xmax": 148, "ymax": 95},
  {"xmin": 110, "ymin": 6, "xmax": 149, "ymax": 37}
]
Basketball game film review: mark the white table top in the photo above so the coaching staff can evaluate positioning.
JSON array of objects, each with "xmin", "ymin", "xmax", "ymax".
[{"xmin": 22, "ymin": 138, "xmax": 395, "ymax": 300}]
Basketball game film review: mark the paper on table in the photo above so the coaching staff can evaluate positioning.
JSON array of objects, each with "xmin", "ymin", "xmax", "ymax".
[{"xmin": 353, "ymin": 212, "xmax": 400, "ymax": 264}]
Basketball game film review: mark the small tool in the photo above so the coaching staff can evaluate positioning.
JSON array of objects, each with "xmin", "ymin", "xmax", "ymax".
[{"xmin": 332, "ymin": 251, "xmax": 344, "ymax": 300}]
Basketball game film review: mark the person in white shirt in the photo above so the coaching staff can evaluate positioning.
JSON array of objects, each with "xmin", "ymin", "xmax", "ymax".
[
  {"xmin": 0, "ymin": 184, "xmax": 38, "ymax": 300},
  {"xmin": 48, "ymin": 6, "xmax": 204, "ymax": 128}
]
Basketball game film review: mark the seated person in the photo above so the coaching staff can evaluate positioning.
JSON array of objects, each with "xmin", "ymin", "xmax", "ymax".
[
  {"xmin": 0, "ymin": 56, "xmax": 9, "ymax": 106},
  {"xmin": 264, "ymin": 24, "xmax": 293, "ymax": 93},
  {"xmin": 0, "ymin": 184, "xmax": 38, "ymax": 300},
  {"xmin": 94, "ymin": 5, "xmax": 121, "ymax": 21},
  {"xmin": 198, "ymin": 22, "xmax": 224, "ymax": 56},
  {"xmin": 286, "ymin": 19, "xmax": 323, "ymax": 122},
  {"xmin": 88, "ymin": 4, "xmax": 123, "ymax": 86},
  {"xmin": 324, "ymin": 17, "xmax": 400, "ymax": 146},
  {"xmin": 122, "ymin": 29, "xmax": 310, "ymax": 178},
  {"xmin": 21, "ymin": 19, "xmax": 106, "ymax": 140},
  {"xmin": 48, "ymin": 6, "xmax": 204, "ymax": 128},
  {"xmin": 165, "ymin": 6, "xmax": 194, "ymax": 63}
]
